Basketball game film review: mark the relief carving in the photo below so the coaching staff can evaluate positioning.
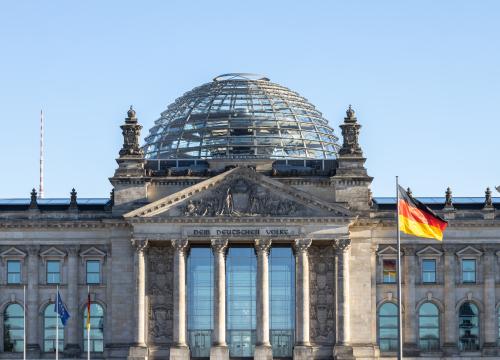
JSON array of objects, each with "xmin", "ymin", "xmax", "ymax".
[
  {"xmin": 309, "ymin": 244, "xmax": 335, "ymax": 345},
  {"xmin": 147, "ymin": 246, "xmax": 174, "ymax": 344},
  {"xmin": 183, "ymin": 178, "xmax": 304, "ymax": 217}
]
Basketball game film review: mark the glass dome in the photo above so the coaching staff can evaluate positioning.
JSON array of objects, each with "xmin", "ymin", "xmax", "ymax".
[{"xmin": 143, "ymin": 73, "xmax": 339, "ymax": 160}]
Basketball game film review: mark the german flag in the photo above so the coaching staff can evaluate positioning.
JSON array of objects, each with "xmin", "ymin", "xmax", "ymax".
[{"xmin": 398, "ymin": 185, "xmax": 448, "ymax": 240}]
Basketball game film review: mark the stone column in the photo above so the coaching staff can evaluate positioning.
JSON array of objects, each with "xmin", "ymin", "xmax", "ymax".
[
  {"xmin": 402, "ymin": 246, "xmax": 418, "ymax": 356},
  {"xmin": 170, "ymin": 239, "xmax": 190, "ymax": 360},
  {"xmin": 128, "ymin": 239, "xmax": 149, "ymax": 360},
  {"xmin": 65, "ymin": 246, "xmax": 81, "ymax": 357},
  {"xmin": 333, "ymin": 238, "xmax": 354, "ymax": 359},
  {"xmin": 293, "ymin": 238, "xmax": 313, "ymax": 360},
  {"xmin": 210, "ymin": 239, "xmax": 229, "ymax": 360},
  {"xmin": 442, "ymin": 247, "xmax": 458, "ymax": 355},
  {"xmin": 26, "ymin": 245, "xmax": 40, "ymax": 357},
  {"xmin": 254, "ymin": 239, "xmax": 272, "ymax": 360},
  {"xmin": 482, "ymin": 248, "xmax": 497, "ymax": 355}
]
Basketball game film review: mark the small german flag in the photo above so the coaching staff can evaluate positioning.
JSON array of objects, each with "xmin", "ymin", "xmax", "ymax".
[{"xmin": 398, "ymin": 185, "xmax": 448, "ymax": 240}]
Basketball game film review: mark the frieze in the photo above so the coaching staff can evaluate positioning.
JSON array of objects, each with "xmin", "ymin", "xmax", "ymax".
[
  {"xmin": 147, "ymin": 246, "xmax": 174, "ymax": 344},
  {"xmin": 309, "ymin": 244, "xmax": 335, "ymax": 345}
]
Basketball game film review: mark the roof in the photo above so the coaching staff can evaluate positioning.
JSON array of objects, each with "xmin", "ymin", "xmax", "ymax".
[
  {"xmin": 373, "ymin": 197, "xmax": 500, "ymax": 210},
  {"xmin": 0, "ymin": 198, "xmax": 110, "ymax": 211}
]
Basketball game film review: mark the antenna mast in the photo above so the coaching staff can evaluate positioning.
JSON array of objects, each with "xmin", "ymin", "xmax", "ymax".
[{"xmin": 39, "ymin": 109, "xmax": 44, "ymax": 199}]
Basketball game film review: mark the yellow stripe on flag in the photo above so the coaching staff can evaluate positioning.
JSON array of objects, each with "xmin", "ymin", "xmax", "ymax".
[{"xmin": 399, "ymin": 215, "xmax": 444, "ymax": 241}]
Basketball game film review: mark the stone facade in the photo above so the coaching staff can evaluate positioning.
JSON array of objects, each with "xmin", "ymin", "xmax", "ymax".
[{"xmin": 0, "ymin": 105, "xmax": 498, "ymax": 360}]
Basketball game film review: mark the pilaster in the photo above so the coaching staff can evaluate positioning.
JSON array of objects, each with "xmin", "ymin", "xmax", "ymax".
[
  {"xmin": 26, "ymin": 245, "xmax": 41, "ymax": 357},
  {"xmin": 482, "ymin": 247, "xmax": 497, "ymax": 356},
  {"xmin": 210, "ymin": 239, "xmax": 229, "ymax": 360},
  {"xmin": 402, "ymin": 246, "xmax": 419, "ymax": 356},
  {"xmin": 65, "ymin": 245, "xmax": 81, "ymax": 357},
  {"xmin": 254, "ymin": 239, "xmax": 272, "ymax": 360},
  {"xmin": 442, "ymin": 246, "xmax": 458, "ymax": 355},
  {"xmin": 170, "ymin": 239, "xmax": 190, "ymax": 360}
]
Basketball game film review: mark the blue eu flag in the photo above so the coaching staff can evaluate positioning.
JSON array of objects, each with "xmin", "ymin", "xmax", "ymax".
[{"xmin": 54, "ymin": 291, "xmax": 70, "ymax": 326}]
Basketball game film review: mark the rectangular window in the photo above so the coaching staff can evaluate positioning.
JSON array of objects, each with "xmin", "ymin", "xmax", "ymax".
[
  {"xmin": 383, "ymin": 259, "xmax": 397, "ymax": 283},
  {"xmin": 46, "ymin": 260, "xmax": 61, "ymax": 284},
  {"xmin": 7, "ymin": 260, "xmax": 21, "ymax": 284},
  {"xmin": 86, "ymin": 260, "xmax": 100, "ymax": 284},
  {"xmin": 422, "ymin": 259, "xmax": 437, "ymax": 283},
  {"xmin": 462, "ymin": 259, "xmax": 476, "ymax": 283}
]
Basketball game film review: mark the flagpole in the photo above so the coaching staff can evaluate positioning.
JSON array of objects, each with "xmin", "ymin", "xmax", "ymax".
[
  {"xmin": 87, "ymin": 285, "xmax": 91, "ymax": 360},
  {"xmin": 396, "ymin": 176, "xmax": 403, "ymax": 359},
  {"xmin": 23, "ymin": 285, "xmax": 26, "ymax": 360},
  {"xmin": 56, "ymin": 285, "xmax": 59, "ymax": 360}
]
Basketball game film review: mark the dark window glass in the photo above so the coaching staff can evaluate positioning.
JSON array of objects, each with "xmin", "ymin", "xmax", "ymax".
[
  {"xmin": 458, "ymin": 302, "xmax": 479, "ymax": 351},
  {"xmin": 422, "ymin": 259, "xmax": 436, "ymax": 283},
  {"xmin": 462, "ymin": 259, "xmax": 476, "ymax": 283},
  {"xmin": 7, "ymin": 260, "xmax": 21, "ymax": 284},
  {"xmin": 83, "ymin": 303, "xmax": 104, "ymax": 352},
  {"xmin": 44, "ymin": 305, "xmax": 64, "ymax": 352},
  {"xmin": 419, "ymin": 302, "xmax": 440, "ymax": 352},
  {"xmin": 46, "ymin": 261, "xmax": 60, "ymax": 284},
  {"xmin": 187, "ymin": 248, "xmax": 213, "ymax": 357},
  {"xmin": 86, "ymin": 261, "xmax": 100, "ymax": 284},
  {"xmin": 4, "ymin": 303, "xmax": 24, "ymax": 352},
  {"xmin": 227, "ymin": 247, "xmax": 256, "ymax": 357},
  {"xmin": 383, "ymin": 260, "xmax": 397, "ymax": 283},
  {"xmin": 270, "ymin": 247, "xmax": 294, "ymax": 358},
  {"xmin": 378, "ymin": 303, "xmax": 398, "ymax": 351}
]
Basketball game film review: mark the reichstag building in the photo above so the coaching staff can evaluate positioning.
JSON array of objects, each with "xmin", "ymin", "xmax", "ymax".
[{"xmin": 0, "ymin": 73, "xmax": 498, "ymax": 359}]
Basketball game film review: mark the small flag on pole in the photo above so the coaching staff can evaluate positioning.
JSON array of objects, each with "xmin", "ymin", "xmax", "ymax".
[
  {"xmin": 397, "ymin": 185, "xmax": 448, "ymax": 240},
  {"xmin": 54, "ymin": 290, "xmax": 70, "ymax": 326},
  {"xmin": 86, "ymin": 289, "xmax": 91, "ymax": 330}
]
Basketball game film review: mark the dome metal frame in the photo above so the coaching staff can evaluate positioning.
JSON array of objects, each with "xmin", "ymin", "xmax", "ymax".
[{"xmin": 143, "ymin": 74, "xmax": 340, "ymax": 160}]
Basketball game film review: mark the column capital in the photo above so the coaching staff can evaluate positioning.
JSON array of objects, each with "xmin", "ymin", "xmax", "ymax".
[
  {"xmin": 27, "ymin": 245, "xmax": 40, "ymax": 256},
  {"xmin": 294, "ymin": 238, "xmax": 312, "ymax": 253},
  {"xmin": 171, "ymin": 239, "xmax": 189, "ymax": 254},
  {"xmin": 370, "ymin": 243, "xmax": 379, "ymax": 254},
  {"xmin": 402, "ymin": 245, "xmax": 417, "ymax": 256},
  {"xmin": 211, "ymin": 238, "xmax": 229, "ymax": 254},
  {"xmin": 443, "ymin": 246, "xmax": 457, "ymax": 256},
  {"xmin": 254, "ymin": 238, "xmax": 272, "ymax": 255},
  {"xmin": 334, "ymin": 237, "xmax": 351, "ymax": 252},
  {"xmin": 67, "ymin": 245, "xmax": 80, "ymax": 257},
  {"xmin": 131, "ymin": 239, "xmax": 149, "ymax": 253}
]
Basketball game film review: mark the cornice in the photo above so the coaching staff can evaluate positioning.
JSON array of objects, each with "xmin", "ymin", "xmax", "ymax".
[
  {"xmin": 353, "ymin": 217, "xmax": 500, "ymax": 228},
  {"xmin": 126, "ymin": 216, "xmax": 355, "ymax": 225},
  {"xmin": 0, "ymin": 219, "xmax": 129, "ymax": 230}
]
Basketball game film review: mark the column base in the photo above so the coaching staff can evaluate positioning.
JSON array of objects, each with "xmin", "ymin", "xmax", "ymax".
[
  {"xmin": 26, "ymin": 343, "xmax": 41, "ymax": 358},
  {"xmin": 293, "ymin": 345, "xmax": 313, "ymax": 360},
  {"xmin": 482, "ymin": 342, "xmax": 498, "ymax": 356},
  {"xmin": 333, "ymin": 344, "xmax": 354, "ymax": 359},
  {"xmin": 64, "ymin": 343, "xmax": 82, "ymax": 358},
  {"xmin": 210, "ymin": 345, "xmax": 229, "ymax": 360},
  {"xmin": 169, "ymin": 345, "xmax": 190, "ymax": 360},
  {"xmin": 128, "ymin": 345, "xmax": 149, "ymax": 360},
  {"xmin": 254, "ymin": 344, "xmax": 273, "ymax": 360},
  {"xmin": 402, "ymin": 342, "xmax": 419, "ymax": 357},
  {"xmin": 442, "ymin": 342, "xmax": 459, "ymax": 356}
]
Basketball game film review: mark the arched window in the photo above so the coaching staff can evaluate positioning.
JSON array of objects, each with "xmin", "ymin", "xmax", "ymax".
[
  {"xmin": 44, "ymin": 305, "xmax": 64, "ymax": 352},
  {"xmin": 418, "ymin": 302, "xmax": 440, "ymax": 352},
  {"xmin": 83, "ymin": 303, "xmax": 104, "ymax": 352},
  {"xmin": 4, "ymin": 303, "xmax": 24, "ymax": 352},
  {"xmin": 458, "ymin": 302, "xmax": 479, "ymax": 351},
  {"xmin": 378, "ymin": 302, "xmax": 398, "ymax": 352}
]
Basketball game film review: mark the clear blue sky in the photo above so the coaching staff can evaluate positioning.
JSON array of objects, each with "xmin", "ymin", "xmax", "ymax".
[{"xmin": 1, "ymin": 0, "xmax": 498, "ymax": 198}]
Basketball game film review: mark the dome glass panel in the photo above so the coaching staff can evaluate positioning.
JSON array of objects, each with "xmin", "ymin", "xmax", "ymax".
[{"xmin": 143, "ymin": 74, "xmax": 339, "ymax": 160}]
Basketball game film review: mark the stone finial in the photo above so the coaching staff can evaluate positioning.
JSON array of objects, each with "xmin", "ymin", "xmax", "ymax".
[
  {"xmin": 29, "ymin": 188, "xmax": 38, "ymax": 209},
  {"xmin": 119, "ymin": 106, "xmax": 143, "ymax": 157},
  {"xmin": 339, "ymin": 105, "xmax": 363, "ymax": 156},
  {"xmin": 484, "ymin": 187, "xmax": 493, "ymax": 208},
  {"xmin": 110, "ymin": 188, "xmax": 115, "ymax": 206},
  {"xmin": 127, "ymin": 105, "xmax": 137, "ymax": 120},
  {"xmin": 445, "ymin": 187, "xmax": 453, "ymax": 207},
  {"xmin": 69, "ymin": 188, "xmax": 78, "ymax": 209},
  {"xmin": 406, "ymin": 187, "xmax": 413, "ymax": 198}
]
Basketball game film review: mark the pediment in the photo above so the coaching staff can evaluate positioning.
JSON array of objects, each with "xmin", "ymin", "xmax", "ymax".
[
  {"xmin": 0, "ymin": 247, "xmax": 26, "ymax": 259},
  {"xmin": 416, "ymin": 246, "xmax": 443, "ymax": 257},
  {"xmin": 80, "ymin": 247, "xmax": 106, "ymax": 259},
  {"xmin": 125, "ymin": 167, "xmax": 351, "ymax": 218},
  {"xmin": 40, "ymin": 247, "xmax": 66, "ymax": 258},
  {"xmin": 377, "ymin": 246, "xmax": 399, "ymax": 256},
  {"xmin": 456, "ymin": 246, "xmax": 482, "ymax": 257}
]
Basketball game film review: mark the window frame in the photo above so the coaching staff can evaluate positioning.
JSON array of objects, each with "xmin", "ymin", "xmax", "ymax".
[
  {"xmin": 458, "ymin": 301, "xmax": 480, "ymax": 352},
  {"xmin": 0, "ymin": 247, "xmax": 26, "ymax": 285},
  {"xmin": 421, "ymin": 259, "xmax": 437, "ymax": 284},
  {"xmin": 86, "ymin": 260, "xmax": 101, "ymax": 285},
  {"xmin": 461, "ymin": 259, "xmax": 477, "ymax": 284},
  {"xmin": 378, "ymin": 302, "xmax": 399, "ymax": 352},
  {"xmin": 46, "ymin": 260, "xmax": 61, "ymax": 285},
  {"xmin": 382, "ymin": 259, "xmax": 397, "ymax": 284},
  {"xmin": 83, "ymin": 302, "xmax": 105, "ymax": 353},
  {"xmin": 418, "ymin": 302, "xmax": 440, "ymax": 352},
  {"xmin": 43, "ymin": 303, "xmax": 64, "ymax": 352},
  {"xmin": 7, "ymin": 259, "xmax": 22, "ymax": 285}
]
